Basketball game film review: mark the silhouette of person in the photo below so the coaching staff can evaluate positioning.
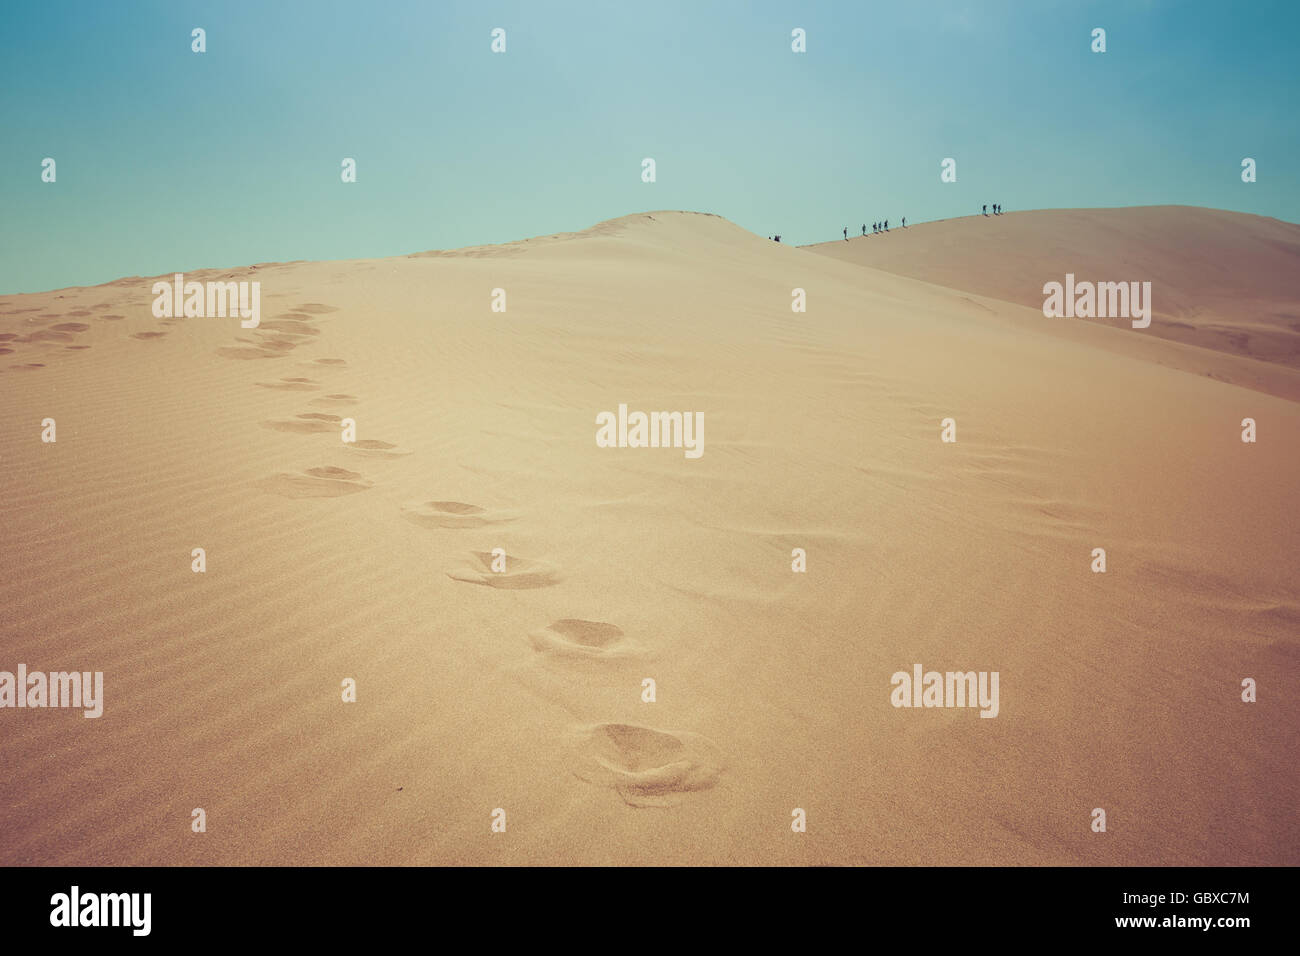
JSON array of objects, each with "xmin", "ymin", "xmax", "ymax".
[
  {"xmin": 843, "ymin": 226, "xmax": 848, "ymax": 240},
  {"xmin": 884, "ymin": 220, "xmax": 889, "ymax": 231},
  {"xmin": 873, "ymin": 222, "xmax": 878, "ymax": 234},
  {"xmin": 774, "ymin": 235, "xmax": 781, "ymax": 243},
  {"xmin": 902, "ymin": 217, "xmax": 907, "ymax": 227},
  {"xmin": 862, "ymin": 224, "xmax": 866, "ymax": 236},
  {"xmin": 983, "ymin": 204, "xmax": 987, "ymax": 216}
]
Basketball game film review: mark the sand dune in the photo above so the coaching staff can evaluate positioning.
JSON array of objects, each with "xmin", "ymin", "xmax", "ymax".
[
  {"xmin": 805, "ymin": 206, "xmax": 1300, "ymax": 396},
  {"xmin": 0, "ymin": 209, "xmax": 1296, "ymax": 865}
]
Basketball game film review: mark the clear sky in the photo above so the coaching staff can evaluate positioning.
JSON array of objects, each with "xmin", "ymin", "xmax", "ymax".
[{"xmin": 2, "ymin": 0, "xmax": 1297, "ymax": 293}]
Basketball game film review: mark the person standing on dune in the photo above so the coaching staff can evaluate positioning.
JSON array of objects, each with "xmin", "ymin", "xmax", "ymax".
[{"xmin": 843, "ymin": 226, "xmax": 848, "ymax": 240}]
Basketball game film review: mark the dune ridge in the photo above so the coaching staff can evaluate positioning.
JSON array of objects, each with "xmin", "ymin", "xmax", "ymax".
[{"xmin": 804, "ymin": 206, "xmax": 1300, "ymax": 391}]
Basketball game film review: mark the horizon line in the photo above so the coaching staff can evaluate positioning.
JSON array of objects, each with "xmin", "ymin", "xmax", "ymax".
[{"xmin": 3, "ymin": 201, "xmax": 1297, "ymax": 298}]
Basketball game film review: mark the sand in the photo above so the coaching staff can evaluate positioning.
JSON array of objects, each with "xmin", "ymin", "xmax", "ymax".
[
  {"xmin": 807, "ymin": 206, "xmax": 1300, "ymax": 401},
  {"xmin": 1, "ymin": 208, "xmax": 1296, "ymax": 865}
]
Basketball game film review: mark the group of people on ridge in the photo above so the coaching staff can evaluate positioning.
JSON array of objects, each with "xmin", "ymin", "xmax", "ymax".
[
  {"xmin": 773, "ymin": 204, "xmax": 1005, "ymax": 244},
  {"xmin": 844, "ymin": 218, "xmax": 905, "ymax": 240}
]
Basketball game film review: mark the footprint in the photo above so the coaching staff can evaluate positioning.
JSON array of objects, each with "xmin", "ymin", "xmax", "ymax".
[
  {"xmin": 245, "ymin": 336, "xmax": 298, "ymax": 353},
  {"xmin": 401, "ymin": 500, "xmax": 515, "ymax": 530},
  {"xmin": 261, "ymin": 413, "xmax": 342, "ymax": 434},
  {"xmin": 11, "ymin": 363, "xmax": 45, "ymax": 370},
  {"xmin": 259, "ymin": 319, "xmax": 319, "ymax": 336},
  {"xmin": 66, "ymin": 310, "xmax": 91, "ymax": 317},
  {"xmin": 102, "ymin": 314, "xmax": 125, "ymax": 321},
  {"xmin": 258, "ymin": 466, "xmax": 372, "ymax": 498},
  {"xmin": 528, "ymin": 620, "xmax": 636, "ymax": 659},
  {"xmin": 25, "ymin": 329, "xmax": 74, "ymax": 342},
  {"xmin": 446, "ymin": 551, "xmax": 561, "ymax": 589},
  {"xmin": 572, "ymin": 723, "xmax": 724, "ymax": 807},
  {"xmin": 51, "ymin": 322, "xmax": 89, "ymax": 333},
  {"xmin": 217, "ymin": 346, "xmax": 283, "ymax": 360},
  {"xmin": 64, "ymin": 345, "xmax": 91, "ymax": 351},
  {"xmin": 256, "ymin": 378, "xmax": 321, "ymax": 391},
  {"xmin": 131, "ymin": 331, "xmax": 167, "ymax": 340},
  {"xmin": 346, "ymin": 439, "xmax": 411, "ymax": 459},
  {"xmin": 309, "ymin": 393, "xmax": 357, "ymax": 406}
]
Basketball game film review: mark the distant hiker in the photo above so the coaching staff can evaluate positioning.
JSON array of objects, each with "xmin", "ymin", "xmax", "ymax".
[
  {"xmin": 982, "ymin": 204, "xmax": 987, "ymax": 216},
  {"xmin": 873, "ymin": 222, "xmax": 878, "ymax": 234},
  {"xmin": 884, "ymin": 219, "xmax": 889, "ymax": 231},
  {"xmin": 902, "ymin": 217, "xmax": 907, "ymax": 227},
  {"xmin": 774, "ymin": 235, "xmax": 781, "ymax": 243},
  {"xmin": 843, "ymin": 226, "xmax": 848, "ymax": 240},
  {"xmin": 862, "ymin": 224, "xmax": 866, "ymax": 236}
]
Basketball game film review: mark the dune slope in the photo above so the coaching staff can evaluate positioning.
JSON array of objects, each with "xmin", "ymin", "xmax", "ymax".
[
  {"xmin": 805, "ymin": 206, "xmax": 1300, "ymax": 383},
  {"xmin": 1, "ymin": 210, "xmax": 1296, "ymax": 866}
]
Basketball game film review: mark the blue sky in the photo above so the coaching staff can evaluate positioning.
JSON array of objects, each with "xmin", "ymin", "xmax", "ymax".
[{"xmin": 2, "ymin": 0, "xmax": 1297, "ymax": 293}]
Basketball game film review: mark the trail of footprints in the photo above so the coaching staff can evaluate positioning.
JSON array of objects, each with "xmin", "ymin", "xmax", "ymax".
[
  {"xmin": 244, "ymin": 300, "xmax": 723, "ymax": 806},
  {"xmin": 0, "ymin": 294, "xmax": 726, "ymax": 810},
  {"xmin": 242, "ymin": 304, "xmax": 408, "ymax": 492},
  {"xmin": 0, "ymin": 301, "xmax": 113, "ymax": 367},
  {"xmin": 0, "ymin": 296, "xmax": 207, "ymax": 370},
  {"xmin": 435, "ymin": 543, "xmax": 722, "ymax": 806}
]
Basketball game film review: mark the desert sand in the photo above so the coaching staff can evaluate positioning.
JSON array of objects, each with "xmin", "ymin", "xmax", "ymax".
[{"xmin": 1, "ymin": 207, "xmax": 1296, "ymax": 865}]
